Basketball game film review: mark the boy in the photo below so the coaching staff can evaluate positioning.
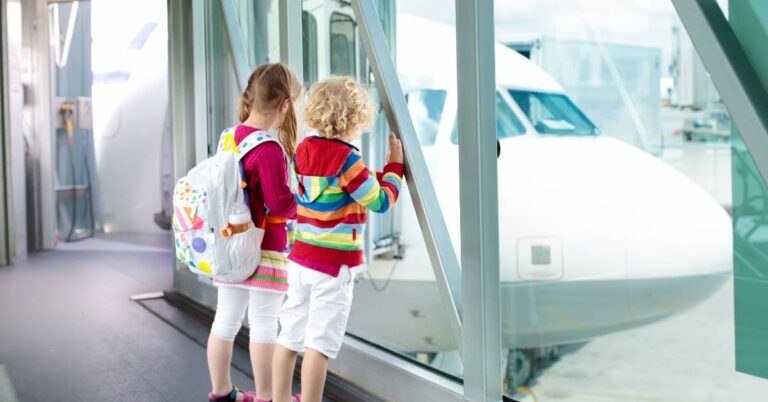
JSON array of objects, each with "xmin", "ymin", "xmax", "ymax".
[{"xmin": 272, "ymin": 76, "xmax": 404, "ymax": 402}]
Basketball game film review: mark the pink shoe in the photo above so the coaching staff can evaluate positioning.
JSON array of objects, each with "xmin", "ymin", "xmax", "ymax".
[
  {"xmin": 292, "ymin": 394, "xmax": 301, "ymax": 402},
  {"xmin": 243, "ymin": 390, "xmax": 272, "ymax": 402}
]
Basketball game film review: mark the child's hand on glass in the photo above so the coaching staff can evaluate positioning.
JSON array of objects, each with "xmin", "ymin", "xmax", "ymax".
[{"xmin": 386, "ymin": 132, "xmax": 404, "ymax": 164}]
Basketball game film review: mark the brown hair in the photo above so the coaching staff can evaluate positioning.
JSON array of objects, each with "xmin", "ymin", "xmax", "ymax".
[
  {"xmin": 238, "ymin": 63, "xmax": 302, "ymax": 155},
  {"xmin": 303, "ymin": 76, "xmax": 375, "ymax": 139}
]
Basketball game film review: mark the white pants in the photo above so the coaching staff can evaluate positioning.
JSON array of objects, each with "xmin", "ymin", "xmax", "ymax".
[
  {"xmin": 211, "ymin": 286, "xmax": 285, "ymax": 343},
  {"xmin": 277, "ymin": 262, "xmax": 356, "ymax": 359}
]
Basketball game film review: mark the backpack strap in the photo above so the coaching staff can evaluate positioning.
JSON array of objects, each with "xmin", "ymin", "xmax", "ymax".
[
  {"xmin": 236, "ymin": 130, "xmax": 284, "ymax": 230},
  {"xmin": 236, "ymin": 129, "xmax": 283, "ymax": 161},
  {"xmin": 216, "ymin": 127, "xmax": 282, "ymax": 159}
]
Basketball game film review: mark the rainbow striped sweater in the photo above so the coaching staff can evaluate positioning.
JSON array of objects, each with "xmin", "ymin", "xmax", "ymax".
[{"xmin": 288, "ymin": 136, "xmax": 405, "ymax": 276}]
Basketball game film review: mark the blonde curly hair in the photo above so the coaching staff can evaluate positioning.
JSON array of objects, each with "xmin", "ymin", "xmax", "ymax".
[{"xmin": 303, "ymin": 76, "xmax": 375, "ymax": 139}]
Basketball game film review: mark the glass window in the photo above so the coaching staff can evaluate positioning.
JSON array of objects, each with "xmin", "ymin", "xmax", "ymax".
[
  {"xmin": 330, "ymin": 12, "xmax": 356, "ymax": 76},
  {"xmin": 508, "ymin": 90, "xmax": 598, "ymax": 136},
  {"xmin": 406, "ymin": 89, "xmax": 447, "ymax": 146},
  {"xmin": 204, "ymin": 0, "xmax": 241, "ymax": 152},
  {"xmin": 302, "ymin": 12, "xmax": 318, "ymax": 85},
  {"xmin": 451, "ymin": 91, "xmax": 526, "ymax": 144},
  {"xmin": 344, "ymin": 2, "xmax": 465, "ymax": 385},
  {"xmin": 493, "ymin": 1, "xmax": 742, "ymax": 399}
]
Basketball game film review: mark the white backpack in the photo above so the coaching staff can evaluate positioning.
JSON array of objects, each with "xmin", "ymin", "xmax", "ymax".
[{"xmin": 172, "ymin": 127, "xmax": 279, "ymax": 283}]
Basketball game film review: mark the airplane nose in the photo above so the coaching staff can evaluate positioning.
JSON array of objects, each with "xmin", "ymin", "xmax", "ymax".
[
  {"xmin": 607, "ymin": 138, "xmax": 732, "ymax": 319},
  {"xmin": 500, "ymin": 136, "xmax": 732, "ymax": 282},
  {"xmin": 618, "ymin": 140, "xmax": 732, "ymax": 278},
  {"xmin": 497, "ymin": 136, "xmax": 732, "ymax": 346}
]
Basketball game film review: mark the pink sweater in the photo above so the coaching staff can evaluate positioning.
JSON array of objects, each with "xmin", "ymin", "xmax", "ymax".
[{"xmin": 235, "ymin": 125, "xmax": 296, "ymax": 252}]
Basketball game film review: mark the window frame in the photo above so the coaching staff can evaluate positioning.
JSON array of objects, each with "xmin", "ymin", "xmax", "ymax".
[
  {"xmin": 329, "ymin": 11, "xmax": 357, "ymax": 77},
  {"xmin": 302, "ymin": 11, "xmax": 318, "ymax": 85}
]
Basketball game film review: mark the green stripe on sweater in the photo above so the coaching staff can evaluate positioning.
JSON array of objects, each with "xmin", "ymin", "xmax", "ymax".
[
  {"xmin": 295, "ymin": 237, "xmax": 363, "ymax": 251},
  {"xmin": 313, "ymin": 191, "xmax": 347, "ymax": 203}
]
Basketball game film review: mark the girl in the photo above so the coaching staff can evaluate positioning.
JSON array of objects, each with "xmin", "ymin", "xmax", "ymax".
[
  {"xmin": 272, "ymin": 77, "xmax": 404, "ymax": 402},
  {"xmin": 207, "ymin": 63, "xmax": 301, "ymax": 402}
]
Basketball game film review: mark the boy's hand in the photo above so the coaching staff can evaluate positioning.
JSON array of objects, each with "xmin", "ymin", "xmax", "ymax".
[{"xmin": 386, "ymin": 132, "xmax": 404, "ymax": 164}]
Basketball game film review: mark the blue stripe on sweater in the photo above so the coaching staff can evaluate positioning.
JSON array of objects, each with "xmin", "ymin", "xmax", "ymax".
[
  {"xmin": 349, "ymin": 176, "xmax": 377, "ymax": 201},
  {"xmin": 340, "ymin": 152, "xmax": 361, "ymax": 174},
  {"xmin": 382, "ymin": 175, "xmax": 402, "ymax": 190},
  {"xmin": 295, "ymin": 195, "xmax": 354, "ymax": 211}
]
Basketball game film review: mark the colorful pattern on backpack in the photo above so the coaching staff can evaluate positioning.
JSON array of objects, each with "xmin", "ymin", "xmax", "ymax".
[{"xmin": 172, "ymin": 127, "xmax": 278, "ymax": 282}]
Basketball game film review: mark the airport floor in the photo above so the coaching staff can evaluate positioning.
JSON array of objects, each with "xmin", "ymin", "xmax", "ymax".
[{"xmin": 0, "ymin": 234, "xmax": 332, "ymax": 402}]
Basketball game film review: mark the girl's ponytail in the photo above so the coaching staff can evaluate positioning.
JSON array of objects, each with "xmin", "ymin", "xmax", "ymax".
[
  {"xmin": 238, "ymin": 90, "xmax": 252, "ymax": 123},
  {"xmin": 239, "ymin": 64, "xmax": 270, "ymax": 123},
  {"xmin": 239, "ymin": 63, "xmax": 302, "ymax": 155},
  {"xmin": 278, "ymin": 98, "xmax": 298, "ymax": 156}
]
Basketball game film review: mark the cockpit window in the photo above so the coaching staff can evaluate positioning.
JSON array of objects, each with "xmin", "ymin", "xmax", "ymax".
[
  {"xmin": 451, "ymin": 91, "xmax": 526, "ymax": 144},
  {"xmin": 508, "ymin": 90, "xmax": 598, "ymax": 136},
  {"xmin": 406, "ymin": 89, "xmax": 447, "ymax": 146}
]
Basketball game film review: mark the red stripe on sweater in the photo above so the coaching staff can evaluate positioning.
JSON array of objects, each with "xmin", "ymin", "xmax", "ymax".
[
  {"xmin": 343, "ymin": 166, "xmax": 374, "ymax": 194},
  {"xmin": 383, "ymin": 162, "xmax": 406, "ymax": 177},
  {"xmin": 381, "ymin": 180, "xmax": 398, "ymax": 196},
  {"xmin": 289, "ymin": 240, "xmax": 364, "ymax": 267},
  {"xmin": 296, "ymin": 213, "xmax": 368, "ymax": 228}
]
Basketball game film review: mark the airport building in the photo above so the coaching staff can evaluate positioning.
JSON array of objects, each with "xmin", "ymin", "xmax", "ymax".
[{"xmin": 1, "ymin": 0, "xmax": 767, "ymax": 401}]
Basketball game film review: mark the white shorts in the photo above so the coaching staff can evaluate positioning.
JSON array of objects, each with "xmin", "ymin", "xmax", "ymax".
[{"xmin": 277, "ymin": 261, "xmax": 356, "ymax": 359}]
